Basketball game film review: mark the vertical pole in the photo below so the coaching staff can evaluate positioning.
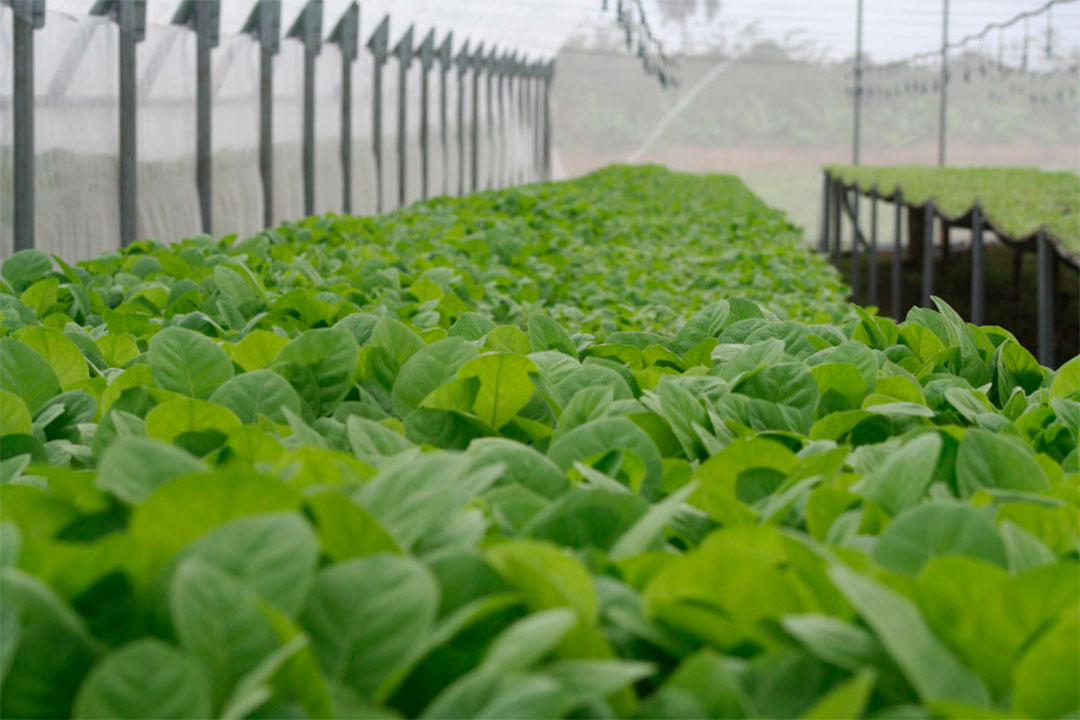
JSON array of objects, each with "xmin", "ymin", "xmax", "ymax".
[
  {"xmin": 440, "ymin": 52, "xmax": 449, "ymax": 196},
  {"xmin": 892, "ymin": 189, "xmax": 903, "ymax": 319},
  {"xmin": 12, "ymin": 1, "xmax": 41, "ymax": 252},
  {"xmin": 868, "ymin": 187, "xmax": 878, "ymax": 305},
  {"xmin": 302, "ymin": 39, "xmax": 315, "ymax": 216},
  {"xmin": 533, "ymin": 67, "xmax": 542, "ymax": 180},
  {"xmin": 850, "ymin": 187, "xmax": 861, "ymax": 302},
  {"xmin": 393, "ymin": 28, "xmax": 413, "ymax": 209},
  {"xmin": 831, "ymin": 180, "xmax": 842, "ymax": 265},
  {"xmin": 542, "ymin": 62, "xmax": 553, "ymax": 181},
  {"xmin": 470, "ymin": 45, "xmax": 482, "ymax": 193},
  {"xmin": 485, "ymin": 50, "xmax": 495, "ymax": 189},
  {"xmin": 970, "ymin": 204, "xmax": 985, "ymax": 325},
  {"xmin": 117, "ymin": 1, "xmax": 142, "ymax": 248},
  {"xmin": 518, "ymin": 59, "xmax": 527, "ymax": 184},
  {"xmin": 367, "ymin": 16, "xmax": 389, "ymax": 214},
  {"xmin": 456, "ymin": 49, "xmax": 467, "ymax": 196},
  {"xmin": 259, "ymin": 37, "xmax": 274, "ymax": 227},
  {"xmin": 938, "ymin": 0, "xmax": 950, "ymax": 166},
  {"xmin": 195, "ymin": 0, "xmax": 214, "ymax": 234},
  {"xmin": 420, "ymin": 63, "xmax": 430, "ymax": 200},
  {"xmin": 496, "ymin": 56, "xmax": 505, "ymax": 188},
  {"xmin": 341, "ymin": 53, "xmax": 352, "ymax": 213},
  {"xmin": 921, "ymin": 202, "xmax": 935, "ymax": 307},
  {"xmin": 853, "ymin": 0, "xmax": 863, "ymax": 165},
  {"xmin": 819, "ymin": 172, "xmax": 831, "ymax": 253},
  {"xmin": 1037, "ymin": 230, "xmax": 1055, "ymax": 366}
]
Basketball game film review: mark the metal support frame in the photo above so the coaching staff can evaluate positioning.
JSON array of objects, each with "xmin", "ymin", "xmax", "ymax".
[
  {"xmin": 516, "ymin": 56, "xmax": 527, "ymax": 184},
  {"xmin": 830, "ymin": 179, "xmax": 841, "ymax": 264},
  {"xmin": 454, "ymin": 40, "xmax": 469, "ymax": 197},
  {"xmin": 970, "ymin": 204, "xmax": 985, "ymax": 325},
  {"xmin": 469, "ymin": 42, "xmax": 484, "ymax": 193},
  {"xmin": 173, "ymin": 0, "xmax": 220, "ymax": 234},
  {"xmin": 542, "ymin": 60, "xmax": 553, "ymax": 181},
  {"xmin": 366, "ymin": 15, "xmax": 389, "ymax": 213},
  {"xmin": 415, "ymin": 29, "xmax": 435, "ymax": 201},
  {"xmin": 242, "ymin": 0, "xmax": 280, "ymax": 229},
  {"xmin": 329, "ymin": 2, "xmax": 358, "ymax": 213},
  {"xmin": 484, "ymin": 45, "xmax": 497, "ymax": 190},
  {"xmin": 392, "ymin": 26, "xmax": 414, "ymax": 209},
  {"xmin": 1037, "ymin": 230, "xmax": 1055, "ymax": 366},
  {"xmin": 530, "ymin": 62, "xmax": 541, "ymax": 180},
  {"xmin": 12, "ymin": 0, "xmax": 46, "ymax": 252},
  {"xmin": 850, "ymin": 187, "xmax": 860, "ymax": 302},
  {"xmin": 892, "ymin": 189, "xmax": 903, "ymax": 319},
  {"xmin": 437, "ymin": 33, "xmax": 452, "ymax": 197},
  {"xmin": 496, "ymin": 52, "xmax": 509, "ymax": 189},
  {"xmin": 921, "ymin": 203, "xmax": 935, "ymax": 307},
  {"xmin": 868, "ymin": 187, "xmax": 878, "ymax": 304},
  {"xmin": 286, "ymin": 0, "xmax": 322, "ymax": 217},
  {"xmin": 819, "ymin": 172, "xmax": 831, "ymax": 254}
]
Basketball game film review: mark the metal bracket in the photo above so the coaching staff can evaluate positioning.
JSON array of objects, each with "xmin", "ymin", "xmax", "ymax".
[
  {"xmin": 327, "ymin": 1, "xmax": 359, "ymax": 60},
  {"xmin": 172, "ymin": 0, "xmax": 220, "ymax": 47},
  {"xmin": 367, "ymin": 14, "xmax": 390, "ymax": 66},
  {"xmin": 10, "ymin": 0, "xmax": 45, "ymax": 28},
  {"xmin": 242, "ymin": 0, "xmax": 281, "ymax": 55},
  {"xmin": 90, "ymin": 0, "xmax": 146, "ymax": 40},
  {"xmin": 436, "ymin": 31, "xmax": 452, "ymax": 72},
  {"xmin": 454, "ymin": 38, "xmax": 470, "ymax": 76},
  {"xmin": 286, "ymin": 0, "xmax": 322, "ymax": 55},
  {"xmin": 391, "ymin": 24, "xmax": 414, "ymax": 68},
  {"xmin": 415, "ymin": 28, "xmax": 435, "ymax": 71}
]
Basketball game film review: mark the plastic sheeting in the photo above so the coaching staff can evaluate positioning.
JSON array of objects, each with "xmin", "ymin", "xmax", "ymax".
[
  {"xmin": 136, "ymin": 22, "xmax": 200, "ymax": 243},
  {"xmin": 0, "ymin": 4, "xmax": 12, "ymax": 258},
  {"xmin": 34, "ymin": 11, "xmax": 120, "ymax": 261},
  {"xmin": 212, "ymin": 31, "xmax": 263, "ymax": 238},
  {"xmin": 272, "ymin": 37, "xmax": 305, "ymax": 225},
  {"xmin": 314, "ymin": 42, "xmax": 343, "ymax": 216}
]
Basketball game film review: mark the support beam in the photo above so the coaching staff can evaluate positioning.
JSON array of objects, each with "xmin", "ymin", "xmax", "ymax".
[
  {"xmin": 469, "ymin": 42, "xmax": 485, "ymax": 193},
  {"xmin": 921, "ymin": 202, "xmax": 935, "ymax": 308},
  {"xmin": 117, "ymin": 1, "xmax": 145, "ymax": 247},
  {"xmin": 483, "ymin": 46, "xmax": 497, "ymax": 190},
  {"xmin": 850, "ymin": 187, "xmax": 860, "ymax": 302},
  {"xmin": 831, "ymin": 179, "xmax": 842, "ymax": 265},
  {"xmin": 892, "ymin": 189, "xmax": 903, "ymax": 319},
  {"xmin": 542, "ymin": 60, "xmax": 554, "ymax": 181},
  {"xmin": 819, "ymin": 172, "xmax": 831, "ymax": 254},
  {"xmin": 366, "ymin": 15, "xmax": 389, "ymax": 213},
  {"xmin": 437, "ymin": 33, "xmax": 452, "ymax": 197},
  {"xmin": 454, "ymin": 40, "xmax": 469, "ymax": 197},
  {"xmin": 391, "ymin": 26, "xmax": 414, "ymax": 209},
  {"xmin": 970, "ymin": 204, "xmax": 985, "ymax": 325},
  {"xmin": 286, "ymin": 0, "xmax": 322, "ymax": 217},
  {"xmin": 242, "ymin": 0, "xmax": 280, "ymax": 229},
  {"xmin": 329, "ymin": 3, "xmax": 358, "ymax": 213},
  {"xmin": 173, "ymin": 0, "xmax": 221, "ymax": 234},
  {"xmin": 868, "ymin": 187, "xmax": 878, "ymax": 304},
  {"xmin": 1037, "ymin": 230, "xmax": 1055, "ymax": 366},
  {"xmin": 13, "ymin": 0, "xmax": 46, "ymax": 252},
  {"xmin": 415, "ymin": 29, "xmax": 435, "ymax": 201}
]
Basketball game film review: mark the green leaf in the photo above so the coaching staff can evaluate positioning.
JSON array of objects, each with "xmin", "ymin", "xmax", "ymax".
[
  {"xmin": 1050, "ymin": 356, "xmax": 1080, "ymax": 399},
  {"xmin": 391, "ymin": 337, "xmax": 478, "ymax": 417},
  {"xmin": 955, "ymin": 429, "xmax": 1049, "ymax": 496},
  {"xmin": 456, "ymin": 353, "xmax": 538, "ymax": 430},
  {"xmin": 16, "ymin": 327, "xmax": 89, "ymax": 391},
  {"xmin": 528, "ymin": 314, "xmax": 577, "ymax": 355},
  {"xmin": 73, "ymin": 639, "xmax": 211, "ymax": 719},
  {"xmin": 828, "ymin": 564, "xmax": 991, "ymax": 706},
  {"xmin": 300, "ymin": 555, "xmax": 438, "ymax": 696},
  {"xmin": 0, "ymin": 338, "xmax": 61, "ymax": 413},
  {"xmin": 860, "ymin": 433, "xmax": 942, "ymax": 515},
  {"xmin": 1011, "ymin": 609, "xmax": 1079, "ymax": 719},
  {"xmin": 96, "ymin": 437, "xmax": 205, "ymax": 504},
  {"xmin": 149, "ymin": 326, "xmax": 234, "ymax": 399},
  {"xmin": 873, "ymin": 502, "xmax": 1007, "ymax": 574},
  {"xmin": 273, "ymin": 328, "xmax": 358, "ymax": 416},
  {"xmin": 305, "ymin": 491, "xmax": 400, "ymax": 561},
  {"xmin": 209, "ymin": 370, "xmax": 303, "ymax": 424},
  {"xmin": 800, "ymin": 668, "xmax": 877, "ymax": 720}
]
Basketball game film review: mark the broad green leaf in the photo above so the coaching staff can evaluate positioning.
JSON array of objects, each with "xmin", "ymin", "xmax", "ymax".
[
  {"xmin": 209, "ymin": 370, "xmax": 303, "ymax": 424},
  {"xmin": 16, "ymin": 327, "xmax": 89, "ymax": 391},
  {"xmin": 96, "ymin": 437, "xmax": 205, "ymax": 504},
  {"xmin": 149, "ymin": 326, "xmax": 234, "ymax": 399},
  {"xmin": 0, "ymin": 338, "xmax": 61, "ymax": 413},
  {"xmin": 873, "ymin": 502, "xmax": 1007, "ymax": 574},
  {"xmin": 955, "ymin": 429, "xmax": 1049, "ymax": 496},
  {"xmin": 456, "ymin": 353, "xmax": 538, "ymax": 429}
]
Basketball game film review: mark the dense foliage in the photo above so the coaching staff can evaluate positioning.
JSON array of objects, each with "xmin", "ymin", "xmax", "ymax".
[
  {"xmin": 826, "ymin": 165, "xmax": 1080, "ymax": 257},
  {"xmin": 1, "ymin": 165, "xmax": 1077, "ymax": 720}
]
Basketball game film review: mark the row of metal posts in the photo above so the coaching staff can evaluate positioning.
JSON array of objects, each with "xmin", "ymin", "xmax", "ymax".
[
  {"xmin": 820, "ymin": 171, "xmax": 1058, "ymax": 366},
  {"xmin": 6, "ymin": 0, "xmax": 555, "ymax": 253}
]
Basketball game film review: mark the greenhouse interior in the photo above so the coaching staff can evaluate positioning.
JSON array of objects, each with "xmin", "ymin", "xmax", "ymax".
[{"xmin": 0, "ymin": 0, "xmax": 1079, "ymax": 718}]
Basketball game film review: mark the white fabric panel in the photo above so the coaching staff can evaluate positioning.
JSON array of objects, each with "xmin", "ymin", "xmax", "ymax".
[
  {"xmin": 35, "ymin": 12, "xmax": 120, "ymax": 260},
  {"xmin": 379, "ymin": 57, "xmax": 399, "ymax": 211},
  {"xmin": 136, "ymin": 23, "xmax": 201, "ymax": 243},
  {"xmin": 272, "ymin": 37, "xmax": 305, "ymax": 224},
  {"xmin": 314, "ymin": 43, "xmax": 343, "ymax": 215},
  {"xmin": 403, "ymin": 54, "xmax": 422, "ymax": 205},
  {"xmin": 212, "ymin": 32, "xmax": 263, "ymax": 238},
  {"xmin": 0, "ymin": 4, "xmax": 13, "ymax": 258}
]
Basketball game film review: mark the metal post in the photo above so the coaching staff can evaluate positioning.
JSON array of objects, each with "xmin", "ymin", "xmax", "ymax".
[
  {"xmin": 470, "ymin": 43, "xmax": 484, "ymax": 193},
  {"xmin": 892, "ymin": 189, "xmax": 903, "ymax": 319},
  {"xmin": 921, "ymin": 202, "xmax": 935, "ymax": 307},
  {"xmin": 497, "ymin": 52, "xmax": 507, "ymax": 188},
  {"xmin": 329, "ymin": 3, "xmax": 358, "ymax": 214},
  {"xmin": 484, "ymin": 46, "xmax": 497, "ymax": 190},
  {"xmin": 853, "ymin": 0, "xmax": 863, "ymax": 165},
  {"xmin": 115, "ymin": 2, "xmax": 145, "ymax": 247},
  {"xmin": 517, "ymin": 56, "xmax": 527, "ymax": 184},
  {"xmin": 366, "ymin": 16, "xmax": 389, "ymax": 213},
  {"xmin": 415, "ymin": 29, "xmax": 435, "ymax": 201},
  {"xmin": 542, "ymin": 60, "xmax": 553, "ymax": 181},
  {"xmin": 938, "ymin": 0, "xmax": 950, "ymax": 166},
  {"xmin": 454, "ymin": 41, "xmax": 469, "ymax": 197},
  {"xmin": 850, "ymin": 187, "xmax": 861, "ymax": 302},
  {"xmin": 437, "ymin": 33, "xmax": 452, "ymax": 196},
  {"xmin": 831, "ymin": 180, "xmax": 842, "ymax": 265},
  {"xmin": 533, "ymin": 63, "xmax": 542, "ymax": 180},
  {"xmin": 392, "ymin": 26, "xmax": 414, "ymax": 209},
  {"xmin": 244, "ymin": 0, "xmax": 280, "ymax": 229},
  {"xmin": 187, "ymin": 0, "xmax": 221, "ymax": 234},
  {"xmin": 970, "ymin": 204, "xmax": 984, "ymax": 325},
  {"xmin": 868, "ymin": 186, "xmax": 878, "ymax": 305},
  {"xmin": 12, "ymin": 0, "xmax": 44, "ymax": 252},
  {"xmin": 819, "ymin": 172, "xmax": 831, "ymax": 253},
  {"xmin": 1037, "ymin": 230, "xmax": 1055, "ymax": 366},
  {"xmin": 285, "ymin": 0, "xmax": 322, "ymax": 217}
]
